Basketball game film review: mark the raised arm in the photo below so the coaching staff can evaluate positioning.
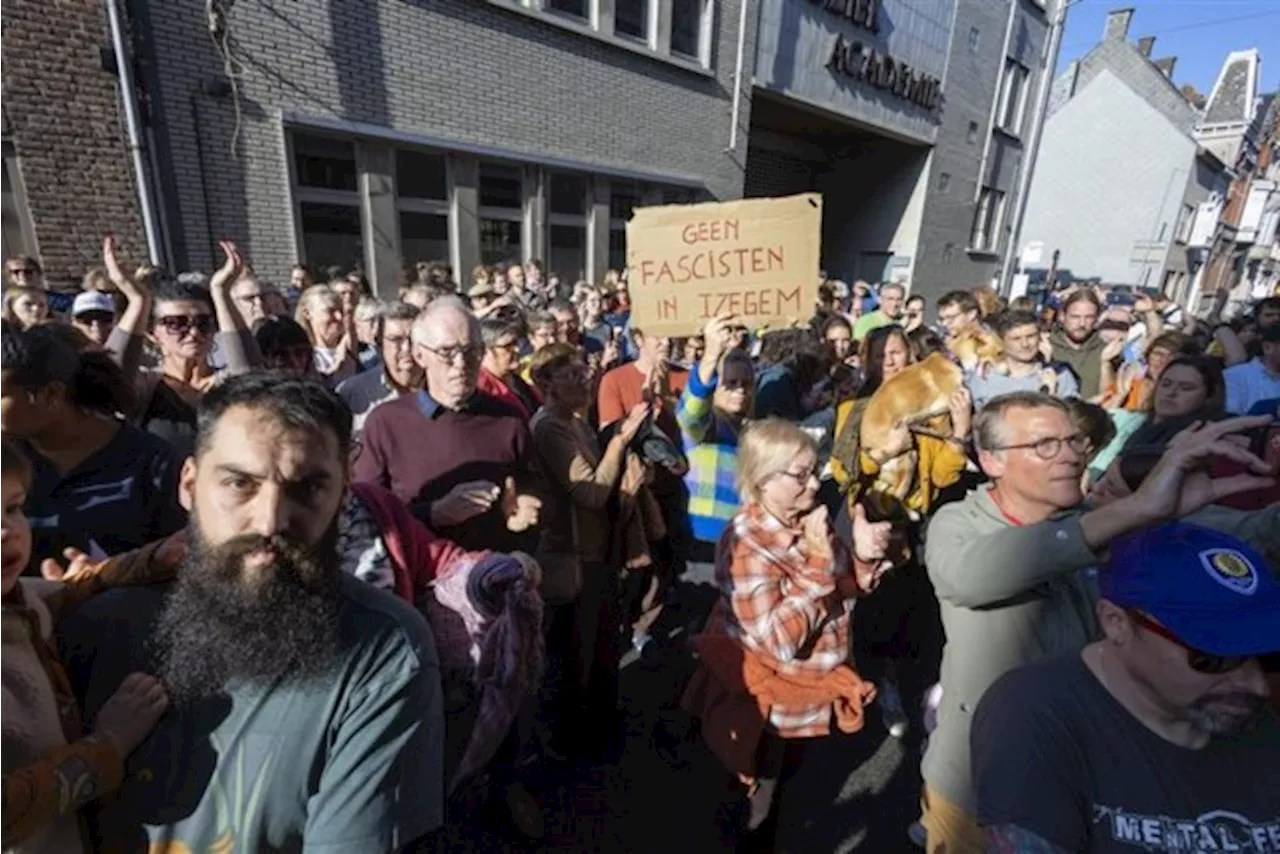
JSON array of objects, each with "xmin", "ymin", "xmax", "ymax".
[
  {"xmin": 206, "ymin": 240, "xmax": 263, "ymax": 374},
  {"xmin": 101, "ymin": 235, "xmax": 152, "ymax": 377}
]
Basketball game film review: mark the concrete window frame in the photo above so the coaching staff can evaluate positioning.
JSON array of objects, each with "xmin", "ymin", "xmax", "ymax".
[
  {"xmin": 490, "ymin": 0, "xmax": 715, "ymax": 73},
  {"xmin": 995, "ymin": 59, "xmax": 1031, "ymax": 138}
]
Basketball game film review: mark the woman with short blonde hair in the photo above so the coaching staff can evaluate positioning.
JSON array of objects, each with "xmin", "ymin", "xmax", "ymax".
[
  {"xmin": 683, "ymin": 416, "xmax": 892, "ymax": 847},
  {"xmin": 2, "ymin": 286, "xmax": 49, "ymax": 329}
]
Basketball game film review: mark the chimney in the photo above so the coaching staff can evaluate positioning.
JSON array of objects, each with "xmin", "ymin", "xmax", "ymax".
[
  {"xmin": 1154, "ymin": 56, "xmax": 1177, "ymax": 79},
  {"xmin": 1137, "ymin": 36, "xmax": 1155, "ymax": 57},
  {"xmin": 1104, "ymin": 8, "xmax": 1134, "ymax": 42}
]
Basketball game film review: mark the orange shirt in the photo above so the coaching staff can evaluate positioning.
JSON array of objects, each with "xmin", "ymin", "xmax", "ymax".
[{"xmin": 596, "ymin": 361, "xmax": 688, "ymax": 436}]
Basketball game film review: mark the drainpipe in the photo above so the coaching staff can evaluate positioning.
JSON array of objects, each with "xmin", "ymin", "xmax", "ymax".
[
  {"xmin": 105, "ymin": 0, "xmax": 164, "ymax": 264},
  {"xmin": 1000, "ymin": 0, "xmax": 1078, "ymax": 294},
  {"xmin": 727, "ymin": 0, "xmax": 752, "ymax": 153}
]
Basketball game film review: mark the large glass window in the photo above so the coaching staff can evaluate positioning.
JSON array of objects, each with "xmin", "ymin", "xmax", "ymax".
[
  {"xmin": 670, "ymin": 0, "xmax": 705, "ymax": 59},
  {"xmin": 480, "ymin": 164, "xmax": 524, "ymax": 209},
  {"xmin": 396, "ymin": 150, "xmax": 447, "ymax": 200},
  {"xmin": 550, "ymin": 173, "xmax": 588, "ymax": 216},
  {"xmin": 301, "ymin": 203, "xmax": 363, "ymax": 271},
  {"xmin": 550, "ymin": 225, "xmax": 586, "ymax": 283},
  {"xmin": 480, "ymin": 219, "xmax": 522, "ymax": 265},
  {"xmin": 294, "ymin": 135, "xmax": 357, "ymax": 191},
  {"xmin": 479, "ymin": 163, "xmax": 524, "ymax": 265},
  {"xmin": 400, "ymin": 212, "xmax": 448, "ymax": 265},
  {"xmin": 608, "ymin": 229, "xmax": 627, "ymax": 272},
  {"xmin": 614, "ymin": 0, "xmax": 649, "ymax": 40},
  {"xmin": 609, "ymin": 183, "xmax": 642, "ymax": 274},
  {"xmin": 547, "ymin": 0, "xmax": 588, "ymax": 18}
]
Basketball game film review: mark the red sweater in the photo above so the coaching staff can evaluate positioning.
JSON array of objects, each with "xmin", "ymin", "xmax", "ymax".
[{"xmin": 352, "ymin": 390, "xmax": 535, "ymax": 552}]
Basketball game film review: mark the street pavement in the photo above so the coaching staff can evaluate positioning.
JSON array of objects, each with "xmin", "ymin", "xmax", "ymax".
[{"xmin": 431, "ymin": 615, "xmax": 925, "ymax": 853}]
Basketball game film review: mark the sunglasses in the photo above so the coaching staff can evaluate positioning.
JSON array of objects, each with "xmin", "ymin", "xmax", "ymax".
[
  {"xmin": 156, "ymin": 314, "xmax": 215, "ymax": 336},
  {"xmin": 1127, "ymin": 609, "xmax": 1252, "ymax": 675},
  {"xmin": 7, "ymin": 266, "xmax": 39, "ymax": 276}
]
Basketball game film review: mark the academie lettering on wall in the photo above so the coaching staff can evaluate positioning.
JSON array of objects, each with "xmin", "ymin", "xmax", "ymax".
[{"xmin": 812, "ymin": 0, "xmax": 943, "ymax": 111}]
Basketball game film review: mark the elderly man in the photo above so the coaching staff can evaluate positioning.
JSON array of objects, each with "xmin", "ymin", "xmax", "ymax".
[
  {"xmin": 56, "ymin": 373, "xmax": 443, "ymax": 851},
  {"xmin": 920, "ymin": 392, "xmax": 1275, "ymax": 854},
  {"xmin": 336, "ymin": 301, "xmax": 424, "ymax": 437},
  {"xmin": 852, "ymin": 282, "xmax": 906, "ymax": 340},
  {"xmin": 353, "ymin": 296, "xmax": 540, "ymax": 553},
  {"xmin": 972, "ymin": 522, "xmax": 1279, "ymax": 852}
]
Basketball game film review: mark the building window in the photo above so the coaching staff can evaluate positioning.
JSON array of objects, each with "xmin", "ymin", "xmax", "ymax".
[
  {"xmin": 615, "ymin": 0, "xmax": 650, "ymax": 41},
  {"xmin": 400, "ymin": 211, "xmax": 449, "ymax": 266},
  {"xmin": 967, "ymin": 121, "xmax": 979, "ymax": 144},
  {"xmin": 671, "ymin": 0, "xmax": 707, "ymax": 60},
  {"xmin": 300, "ymin": 203, "xmax": 363, "ymax": 272},
  {"xmin": 396, "ymin": 150, "xmax": 447, "ymax": 201},
  {"xmin": 479, "ymin": 163, "xmax": 524, "ymax": 264},
  {"xmin": 967, "ymin": 26, "xmax": 980, "ymax": 52},
  {"xmin": 549, "ymin": 172, "xmax": 588, "ymax": 283},
  {"xmin": 609, "ymin": 183, "xmax": 642, "ymax": 271},
  {"xmin": 997, "ymin": 60, "xmax": 1030, "ymax": 135},
  {"xmin": 971, "ymin": 187, "xmax": 1006, "ymax": 254},
  {"xmin": 939, "ymin": 172, "xmax": 952, "ymax": 193},
  {"xmin": 291, "ymin": 133, "xmax": 362, "ymax": 270},
  {"xmin": 546, "ymin": 0, "xmax": 589, "ymax": 19},
  {"xmin": 294, "ymin": 134, "xmax": 357, "ymax": 192}
]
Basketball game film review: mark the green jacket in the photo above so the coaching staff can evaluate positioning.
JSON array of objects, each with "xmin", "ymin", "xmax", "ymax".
[{"xmin": 1049, "ymin": 328, "xmax": 1106, "ymax": 398}]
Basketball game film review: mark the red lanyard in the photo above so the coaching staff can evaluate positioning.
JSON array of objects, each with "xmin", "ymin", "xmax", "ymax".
[{"xmin": 988, "ymin": 488, "xmax": 1026, "ymax": 527}]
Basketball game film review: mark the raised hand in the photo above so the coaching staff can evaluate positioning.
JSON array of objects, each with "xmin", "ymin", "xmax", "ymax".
[
  {"xmin": 102, "ymin": 235, "xmax": 147, "ymax": 300},
  {"xmin": 208, "ymin": 239, "xmax": 245, "ymax": 294},
  {"xmin": 41, "ymin": 547, "xmax": 106, "ymax": 583}
]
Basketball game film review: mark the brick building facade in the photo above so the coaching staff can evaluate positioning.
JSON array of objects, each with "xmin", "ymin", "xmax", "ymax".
[
  {"xmin": 1, "ymin": 0, "xmax": 147, "ymax": 289},
  {"xmin": 4, "ymin": 0, "xmax": 1057, "ymax": 300}
]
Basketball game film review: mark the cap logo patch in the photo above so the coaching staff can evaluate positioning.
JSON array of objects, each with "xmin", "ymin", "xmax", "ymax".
[{"xmin": 1199, "ymin": 549, "xmax": 1258, "ymax": 596}]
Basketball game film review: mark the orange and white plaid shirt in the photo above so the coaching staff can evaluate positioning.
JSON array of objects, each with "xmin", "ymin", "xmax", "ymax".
[{"xmin": 711, "ymin": 503, "xmax": 856, "ymax": 736}]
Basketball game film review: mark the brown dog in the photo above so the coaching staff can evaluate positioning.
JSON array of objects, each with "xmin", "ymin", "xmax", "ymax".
[
  {"xmin": 947, "ymin": 326, "xmax": 1004, "ymax": 373},
  {"xmin": 860, "ymin": 352, "xmax": 964, "ymax": 500}
]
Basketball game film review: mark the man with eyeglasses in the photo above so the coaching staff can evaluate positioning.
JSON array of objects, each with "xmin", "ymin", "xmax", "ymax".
[
  {"xmin": 353, "ymin": 296, "xmax": 541, "ymax": 554},
  {"xmin": 972, "ymin": 522, "xmax": 1279, "ymax": 853},
  {"xmin": 918, "ymin": 391, "xmax": 1276, "ymax": 854},
  {"xmin": 336, "ymin": 301, "xmax": 424, "ymax": 437}
]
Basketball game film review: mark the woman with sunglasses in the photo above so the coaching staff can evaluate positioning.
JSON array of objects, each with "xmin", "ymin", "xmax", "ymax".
[{"xmin": 103, "ymin": 237, "xmax": 260, "ymax": 459}]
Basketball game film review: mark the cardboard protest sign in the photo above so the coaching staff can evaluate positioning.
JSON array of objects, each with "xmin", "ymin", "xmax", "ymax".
[{"xmin": 625, "ymin": 193, "xmax": 822, "ymax": 337}]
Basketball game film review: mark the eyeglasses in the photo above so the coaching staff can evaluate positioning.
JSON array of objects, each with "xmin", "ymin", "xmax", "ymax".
[
  {"xmin": 8, "ymin": 266, "xmax": 39, "ymax": 276},
  {"xmin": 420, "ymin": 343, "xmax": 483, "ymax": 365},
  {"xmin": 156, "ymin": 314, "xmax": 215, "ymax": 336},
  {"xmin": 989, "ymin": 432, "xmax": 1090, "ymax": 460},
  {"xmin": 491, "ymin": 340, "xmax": 520, "ymax": 353},
  {"xmin": 775, "ymin": 467, "xmax": 818, "ymax": 486},
  {"xmin": 1126, "ymin": 609, "xmax": 1251, "ymax": 675}
]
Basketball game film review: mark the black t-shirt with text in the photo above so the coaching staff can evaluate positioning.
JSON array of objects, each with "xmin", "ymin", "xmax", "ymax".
[{"xmin": 972, "ymin": 653, "xmax": 1280, "ymax": 853}]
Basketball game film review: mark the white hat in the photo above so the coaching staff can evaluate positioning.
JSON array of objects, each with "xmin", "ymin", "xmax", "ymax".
[{"xmin": 72, "ymin": 291, "xmax": 116, "ymax": 317}]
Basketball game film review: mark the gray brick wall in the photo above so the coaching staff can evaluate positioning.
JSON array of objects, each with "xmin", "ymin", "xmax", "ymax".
[
  {"xmin": 911, "ymin": 0, "xmax": 1051, "ymax": 299},
  {"xmin": 1, "ymin": 0, "xmax": 147, "ymax": 288},
  {"xmin": 145, "ymin": 0, "xmax": 750, "ymax": 280}
]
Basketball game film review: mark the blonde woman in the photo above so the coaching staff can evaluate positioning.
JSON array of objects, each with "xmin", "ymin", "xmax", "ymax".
[
  {"xmin": 295, "ymin": 284, "xmax": 358, "ymax": 385},
  {"xmin": 683, "ymin": 418, "xmax": 892, "ymax": 847},
  {"xmin": 2, "ymin": 286, "xmax": 48, "ymax": 329}
]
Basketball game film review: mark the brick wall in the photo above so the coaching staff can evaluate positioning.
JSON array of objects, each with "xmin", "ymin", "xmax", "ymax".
[
  {"xmin": 1, "ymin": 0, "xmax": 146, "ymax": 288},
  {"xmin": 143, "ymin": 0, "xmax": 749, "ymax": 281}
]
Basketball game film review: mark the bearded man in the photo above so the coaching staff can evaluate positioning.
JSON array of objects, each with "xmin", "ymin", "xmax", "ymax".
[{"xmin": 57, "ymin": 372, "xmax": 443, "ymax": 852}]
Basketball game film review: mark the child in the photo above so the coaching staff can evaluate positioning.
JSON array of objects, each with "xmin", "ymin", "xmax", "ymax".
[{"xmin": 2, "ymin": 438, "xmax": 169, "ymax": 852}]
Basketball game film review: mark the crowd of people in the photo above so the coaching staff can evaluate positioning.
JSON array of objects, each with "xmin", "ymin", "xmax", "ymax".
[{"xmin": 1, "ymin": 243, "xmax": 1278, "ymax": 854}]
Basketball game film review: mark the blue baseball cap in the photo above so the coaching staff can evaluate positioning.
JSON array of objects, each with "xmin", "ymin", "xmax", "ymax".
[{"xmin": 1101, "ymin": 522, "xmax": 1280, "ymax": 657}]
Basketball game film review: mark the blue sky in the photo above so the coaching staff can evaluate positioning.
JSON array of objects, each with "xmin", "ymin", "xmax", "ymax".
[{"xmin": 1055, "ymin": 0, "xmax": 1280, "ymax": 98}]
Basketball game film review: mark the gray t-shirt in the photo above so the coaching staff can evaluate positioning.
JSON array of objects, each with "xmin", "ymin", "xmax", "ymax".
[
  {"xmin": 965, "ymin": 362, "xmax": 1080, "ymax": 410},
  {"xmin": 58, "ymin": 574, "xmax": 443, "ymax": 852},
  {"xmin": 972, "ymin": 653, "xmax": 1280, "ymax": 852}
]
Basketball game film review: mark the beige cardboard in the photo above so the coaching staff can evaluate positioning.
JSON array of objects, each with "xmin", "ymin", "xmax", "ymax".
[{"xmin": 625, "ymin": 193, "xmax": 822, "ymax": 337}]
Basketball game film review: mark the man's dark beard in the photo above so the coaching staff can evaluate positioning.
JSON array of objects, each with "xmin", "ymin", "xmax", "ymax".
[{"xmin": 154, "ymin": 521, "xmax": 344, "ymax": 705}]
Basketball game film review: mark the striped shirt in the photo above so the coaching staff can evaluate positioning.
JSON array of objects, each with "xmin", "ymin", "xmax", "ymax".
[
  {"xmin": 712, "ymin": 504, "xmax": 854, "ymax": 736},
  {"xmin": 676, "ymin": 368, "xmax": 742, "ymax": 545}
]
